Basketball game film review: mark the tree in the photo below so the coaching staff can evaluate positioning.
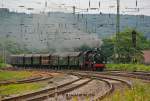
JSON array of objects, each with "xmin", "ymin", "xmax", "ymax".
[
  {"xmin": 0, "ymin": 56, "xmax": 4, "ymax": 63},
  {"xmin": 101, "ymin": 28, "xmax": 150, "ymax": 63},
  {"xmin": 117, "ymin": 28, "xmax": 149, "ymax": 63},
  {"xmin": 0, "ymin": 36, "xmax": 30, "ymax": 54},
  {"xmin": 101, "ymin": 38, "xmax": 114, "ymax": 63}
]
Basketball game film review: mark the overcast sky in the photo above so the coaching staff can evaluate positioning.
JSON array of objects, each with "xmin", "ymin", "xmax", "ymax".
[{"xmin": 0, "ymin": 0, "xmax": 150, "ymax": 16}]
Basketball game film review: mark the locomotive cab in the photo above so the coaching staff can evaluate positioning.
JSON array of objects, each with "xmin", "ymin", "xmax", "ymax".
[{"xmin": 83, "ymin": 49, "xmax": 106, "ymax": 71}]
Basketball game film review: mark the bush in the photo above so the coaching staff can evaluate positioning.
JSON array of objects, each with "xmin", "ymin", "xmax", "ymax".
[
  {"xmin": 0, "ymin": 56, "xmax": 5, "ymax": 68},
  {"xmin": 103, "ymin": 81, "xmax": 150, "ymax": 101},
  {"xmin": 0, "ymin": 83, "xmax": 46, "ymax": 96},
  {"xmin": 106, "ymin": 64, "xmax": 150, "ymax": 71},
  {"xmin": 0, "ymin": 56, "xmax": 4, "ymax": 63}
]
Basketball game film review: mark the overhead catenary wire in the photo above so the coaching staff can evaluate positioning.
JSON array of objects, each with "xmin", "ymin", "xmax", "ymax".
[
  {"xmin": 1, "ymin": 0, "xmax": 150, "ymax": 53},
  {"xmin": 1, "ymin": 0, "xmax": 150, "ymax": 14}
]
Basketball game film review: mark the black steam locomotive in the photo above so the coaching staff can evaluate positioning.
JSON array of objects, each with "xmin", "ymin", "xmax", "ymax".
[{"xmin": 10, "ymin": 49, "xmax": 106, "ymax": 71}]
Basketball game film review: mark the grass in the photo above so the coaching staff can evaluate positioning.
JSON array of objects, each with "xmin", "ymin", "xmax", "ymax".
[
  {"xmin": 0, "ymin": 70, "xmax": 47, "ymax": 97},
  {"xmin": 0, "ymin": 83, "xmax": 46, "ymax": 96},
  {"xmin": 103, "ymin": 81, "xmax": 150, "ymax": 101},
  {"xmin": 0, "ymin": 71, "xmax": 33, "ymax": 81},
  {"xmin": 106, "ymin": 64, "xmax": 150, "ymax": 71},
  {"xmin": 0, "ymin": 63, "xmax": 7, "ymax": 69}
]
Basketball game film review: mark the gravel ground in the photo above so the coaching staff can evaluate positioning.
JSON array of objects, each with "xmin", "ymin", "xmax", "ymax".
[
  {"xmin": 45, "ymin": 74, "xmax": 79, "ymax": 89},
  {"xmin": 45, "ymin": 79, "xmax": 108, "ymax": 101},
  {"xmin": 68, "ymin": 80, "xmax": 109, "ymax": 101}
]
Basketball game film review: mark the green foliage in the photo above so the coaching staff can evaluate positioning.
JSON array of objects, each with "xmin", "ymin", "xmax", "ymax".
[
  {"xmin": 116, "ymin": 28, "xmax": 148, "ymax": 63},
  {"xmin": 0, "ymin": 56, "xmax": 4, "ymax": 63},
  {"xmin": 0, "ymin": 71, "xmax": 46, "ymax": 96},
  {"xmin": 0, "ymin": 63, "xmax": 7, "ymax": 68},
  {"xmin": 106, "ymin": 64, "xmax": 150, "ymax": 71},
  {"xmin": 103, "ymin": 81, "xmax": 150, "ymax": 101},
  {"xmin": 0, "ymin": 36, "xmax": 30, "ymax": 54},
  {"xmin": 101, "ymin": 38, "xmax": 115, "ymax": 62},
  {"xmin": 0, "ymin": 83, "xmax": 45, "ymax": 96},
  {"xmin": 0, "ymin": 71, "xmax": 33, "ymax": 81},
  {"xmin": 101, "ymin": 28, "xmax": 150, "ymax": 63},
  {"xmin": 0, "ymin": 56, "xmax": 6, "ymax": 68}
]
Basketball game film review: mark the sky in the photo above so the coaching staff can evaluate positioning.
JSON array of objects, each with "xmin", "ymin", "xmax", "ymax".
[{"xmin": 0, "ymin": 0, "xmax": 150, "ymax": 16}]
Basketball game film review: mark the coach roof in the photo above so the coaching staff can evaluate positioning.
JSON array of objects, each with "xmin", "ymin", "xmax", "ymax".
[{"xmin": 10, "ymin": 52, "xmax": 81, "ymax": 57}]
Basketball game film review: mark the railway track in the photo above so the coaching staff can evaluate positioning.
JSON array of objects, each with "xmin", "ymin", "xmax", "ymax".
[
  {"xmin": 27, "ymin": 78, "xmax": 92, "ymax": 101},
  {"xmin": 0, "ymin": 70, "xmax": 54, "ymax": 86},
  {"xmin": 67, "ymin": 70, "xmax": 150, "ymax": 81},
  {"xmin": 1, "ymin": 71, "xmax": 116, "ymax": 101},
  {"xmin": 61, "ymin": 71, "xmax": 132, "ymax": 101},
  {"xmin": 34, "ymin": 70, "xmax": 133, "ymax": 101},
  {"xmin": 81, "ymin": 73, "xmax": 131, "ymax": 88},
  {"xmin": 105, "ymin": 70, "xmax": 150, "ymax": 76},
  {"xmin": 2, "ymin": 77, "xmax": 92, "ymax": 101},
  {"xmin": 2, "ymin": 69, "xmax": 150, "ymax": 101},
  {"xmin": 67, "ymin": 77, "xmax": 114, "ymax": 101},
  {"xmin": 100, "ymin": 70, "xmax": 150, "ymax": 81},
  {"xmin": 0, "ymin": 76, "xmax": 53, "ymax": 86}
]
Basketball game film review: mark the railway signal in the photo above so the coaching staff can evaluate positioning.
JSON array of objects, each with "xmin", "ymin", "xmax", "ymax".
[
  {"xmin": 132, "ymin": 30, "xmax": 137, "ymax": 48},
  {"xmin": 131, "ymin": 30, "xmax": 137, "ymax": 63}
]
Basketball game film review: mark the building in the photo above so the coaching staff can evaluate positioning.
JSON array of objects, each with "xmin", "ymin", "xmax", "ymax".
[{"xmin": 143, "ymin": 50, "xmax": 150, "ymax": 65}]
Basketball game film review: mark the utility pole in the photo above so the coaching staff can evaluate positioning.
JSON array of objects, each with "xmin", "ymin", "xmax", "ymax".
[
  {"xmin": 116, "ymin": 0, "xmax": 120, "ymax": 35},
  {"xmin": 73, "ymin": 6, "xmax": 75, "ymax": 14},
  {"xmin": 2, "ymin": 44, "xmax": 6, "ymax": 64},
  {"xmin": 115, "ymin": 0, "xmax": 120, "ymax": 63}
]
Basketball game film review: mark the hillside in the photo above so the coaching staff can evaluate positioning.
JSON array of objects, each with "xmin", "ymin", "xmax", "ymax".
[{"xmin": 0, "ymin": 8, "xmax": 150, "ymax": 51}]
